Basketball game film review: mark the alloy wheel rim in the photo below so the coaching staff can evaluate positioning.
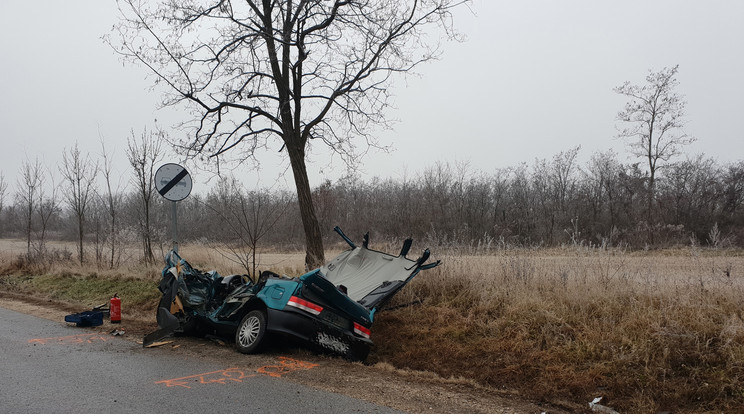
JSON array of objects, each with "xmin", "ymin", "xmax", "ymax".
[{"xmin": 239, "ymin": 316, "xmax": 260, "ymax": 346}]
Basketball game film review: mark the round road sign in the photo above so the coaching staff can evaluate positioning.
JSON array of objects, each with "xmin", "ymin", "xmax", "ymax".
[{"xmin": 155, "ymin": 163, "xmax": 192, "ymax": 201}]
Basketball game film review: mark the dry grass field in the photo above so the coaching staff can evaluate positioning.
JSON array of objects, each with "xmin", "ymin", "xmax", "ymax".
[
  {"xmin": 374, "ymin": 247, "xmax": 744, "ymax": 412},
  {"xmin": 2, "ymin": 238, "xmax": 743, "ymax": 412}
]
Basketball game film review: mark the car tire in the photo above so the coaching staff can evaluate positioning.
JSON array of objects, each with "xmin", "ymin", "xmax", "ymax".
[{"xmin": 235, "ymin": 310, "xmax": 267, "ymax": 354}]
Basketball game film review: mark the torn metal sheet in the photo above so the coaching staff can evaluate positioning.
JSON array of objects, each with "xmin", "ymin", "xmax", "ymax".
[{"xmin": 143, "ymin": 227, "xmax": 440, "ymax": 361}]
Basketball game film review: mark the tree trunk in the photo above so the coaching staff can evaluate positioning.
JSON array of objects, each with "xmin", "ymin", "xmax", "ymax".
[
  {"xmin": 142, "ymin": 201, "xmax": 154, "ymax": 264},
  {"xmin": 287, "ymin": 144, "xmax": 325, "ymax": 269},
  {"xmin": 26, "ymin": 207, "xmax": 32, "ymax": 257},
  {"xmin": 110, "ymin": 211, "xmax": 115, "ymax": 269},
  {"xmin": 647, "ymin": 172, "xmax": 655, "ymax": 245},
  {"xmin": 78, "ymin": 217, "xmax": 84, "ymax": 264}
]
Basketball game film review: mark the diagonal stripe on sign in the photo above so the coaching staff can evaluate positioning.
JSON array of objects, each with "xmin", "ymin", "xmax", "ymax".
[{"xmin": 158, "ymin": 169, "xmax": 188, "ymax": 197}]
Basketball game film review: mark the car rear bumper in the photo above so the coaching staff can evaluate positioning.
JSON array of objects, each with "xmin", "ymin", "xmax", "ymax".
[{"xmin": 266, "ymin": 308, "xmax": 372, "ymax": 358}]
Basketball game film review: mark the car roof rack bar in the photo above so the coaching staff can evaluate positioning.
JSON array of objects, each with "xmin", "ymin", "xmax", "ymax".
[
  {"xmin": 419, "ymin": 260, "xmax": 441, "ymax": 270},
  {"xmin": 416, "ymin": 249, "xmax": 430, "ymax": 266},
  {"xmin": 399, "ymin": 238, "xmax": 413, "ymax": 257},
  {"xmin": 333, "ymin": 226, "xmax": 356, "ymax": 249}
]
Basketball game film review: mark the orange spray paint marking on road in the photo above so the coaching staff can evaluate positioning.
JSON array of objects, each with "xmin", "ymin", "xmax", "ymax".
[
  {"xmin": 256, "ymin": 356, "xmax": 320, "ymax": 378},
  {"xmin": 155, "ymin": 368, "xmax": 257, "ymax": 388},
  {"xmin": 28, "ymin": 333, "xmax": 109, "ymax": 345},
  {"xmin": 155, "ymin": 357, "xmax": 319, "ymax": 388}
]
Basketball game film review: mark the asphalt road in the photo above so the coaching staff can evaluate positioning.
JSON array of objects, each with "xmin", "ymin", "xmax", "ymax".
[{"xmin": 0, "ymin": 305, "xmax": 401, "ymax": 414}]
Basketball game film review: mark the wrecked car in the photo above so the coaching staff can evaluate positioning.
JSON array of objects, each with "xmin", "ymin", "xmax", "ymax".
[{"xmin": 145, "ymin": 227, "xmax": 440, "ymax": 361}]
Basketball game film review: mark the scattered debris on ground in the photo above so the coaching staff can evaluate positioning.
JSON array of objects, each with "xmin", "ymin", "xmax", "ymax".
[{"xmin": 64, "ymin": 310, "xmax": 104, "ymax": 327}]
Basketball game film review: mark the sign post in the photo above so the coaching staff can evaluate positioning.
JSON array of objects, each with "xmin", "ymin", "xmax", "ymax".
[{"xmin": 154, "ymin": 163, "xmax": 192, "ymax": 254}]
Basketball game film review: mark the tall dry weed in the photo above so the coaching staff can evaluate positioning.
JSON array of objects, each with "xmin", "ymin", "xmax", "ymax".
[{"xmin": 372, "ymin": 246, "xmax": 744, "ymax": 412}]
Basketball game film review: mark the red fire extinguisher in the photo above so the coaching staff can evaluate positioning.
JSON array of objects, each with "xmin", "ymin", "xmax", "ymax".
[{"xmin": 110, "ymin": 293, "xmax": 121, "ymax": 324}]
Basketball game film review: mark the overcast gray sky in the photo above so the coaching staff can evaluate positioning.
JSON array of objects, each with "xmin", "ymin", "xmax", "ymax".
[{"xmin": 1, "ymin": 0, "xmax": 742, "ymax": 194}]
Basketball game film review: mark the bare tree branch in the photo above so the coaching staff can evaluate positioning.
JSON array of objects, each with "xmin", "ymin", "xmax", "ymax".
[
  {"xmin": 110, "ymin": 0, "xmax": 469, "ymax": 267},
  {"xmin": 615, "ymin": 65, "xmax": 695, "ymax": 243}
]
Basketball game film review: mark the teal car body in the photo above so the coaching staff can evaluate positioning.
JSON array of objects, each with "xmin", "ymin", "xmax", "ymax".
[{"xmin": 146, "ymin": 227, "xmax": 440, "ymax": 361}]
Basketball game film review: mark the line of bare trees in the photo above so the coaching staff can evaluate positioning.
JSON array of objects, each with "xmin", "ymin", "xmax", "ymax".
[
  {"xmin": 0, "ymin": 129, "xmax": 169, "ymax": 268},
  {"xmin": 308, "ymin": 154, "xmax": 744, "ymax": 250},
  {"xmin": 1, "ymin": 145, "xmax": 742, "ymax": 271}
]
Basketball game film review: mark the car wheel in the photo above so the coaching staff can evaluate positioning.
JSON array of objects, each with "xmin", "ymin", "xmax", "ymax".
[{"xmin": 235, "ymin": 310, "xmax": 266, "ymax": 354}]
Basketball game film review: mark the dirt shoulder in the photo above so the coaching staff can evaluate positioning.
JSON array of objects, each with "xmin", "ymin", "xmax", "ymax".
[{"xmin": 0, "ymin": 293, "xmax": 576, "ymax": 414}]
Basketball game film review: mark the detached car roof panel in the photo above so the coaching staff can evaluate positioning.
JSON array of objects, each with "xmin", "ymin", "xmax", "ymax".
[{"xmin": 320, "ymin": 246, "xmax": 418, "ymax": 302}]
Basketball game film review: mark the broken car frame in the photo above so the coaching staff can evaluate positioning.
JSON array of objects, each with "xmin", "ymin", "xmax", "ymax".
[{"xmin": 144, "ymin": 227, "xmax": 440, "ymax": 361}]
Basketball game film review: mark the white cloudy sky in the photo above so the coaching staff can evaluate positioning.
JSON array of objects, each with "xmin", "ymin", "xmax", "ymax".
[{"xmin": 1, "ymin": 0, "xmax": 742, "ymax": 194}]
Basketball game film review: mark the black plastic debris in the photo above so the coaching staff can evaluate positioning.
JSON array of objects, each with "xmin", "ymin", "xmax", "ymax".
[{"xmin": 64, "ymin": 311, "xmax": 104, "ymax": 327}]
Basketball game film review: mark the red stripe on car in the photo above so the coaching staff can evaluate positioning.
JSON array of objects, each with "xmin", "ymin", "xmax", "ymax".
[{"xmin": 286, "ymin": 296, "xmax": 323, "ymax": 315}]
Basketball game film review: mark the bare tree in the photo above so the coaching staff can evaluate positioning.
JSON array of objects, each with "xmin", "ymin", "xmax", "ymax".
[
  {"xmin": 60, "ymin": 143, "xmax": 99, "ymax": 264},
  {"xmin": 35, "ymin": 171, "xmax": 59, "ymax": 258},
  {"xmin": 722, "ymin": 161, "xmax": 744, "ymax": 218},
  {"xmin": 89, "ymin": 197, "xmax": 107, "ymax": 267},
  {"xmin": 16, "ymin": 159, "xmax": 43, "ymax": 257},
  {"xmin": 551, "ymin": 146, "xmax": 580, "ymax": 213},
  {"xmin": 614, "ymin": 65, "xmax": 694, "ymax": 242},
  {"xmin": 0, "ymin": 172, "xmax": 6, "ymax": 210},
  {"xmin": 100, "ymin": 139, "xmax": 125, "ymax": 268},
  {"xmin": 111, "ymin": 0, "xmax": 467, "ymax": 269},
  {"xmin": 583, "ymin": 150, "xmax": 623, "ymax": 242},
  {"xmin": 207, "ymin": 177, "xmax": 289, "ymax": 278},
  {"xmin": 0, "ymin": 171, "xmax": 7, "ymax": 236},
  {"xmin": 126, "ymin": 128, "xmax": 164, "ymax": 264},
  {"xmin": 236, "ymin": 189, "xmax": 290, "ymax": 279}
]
